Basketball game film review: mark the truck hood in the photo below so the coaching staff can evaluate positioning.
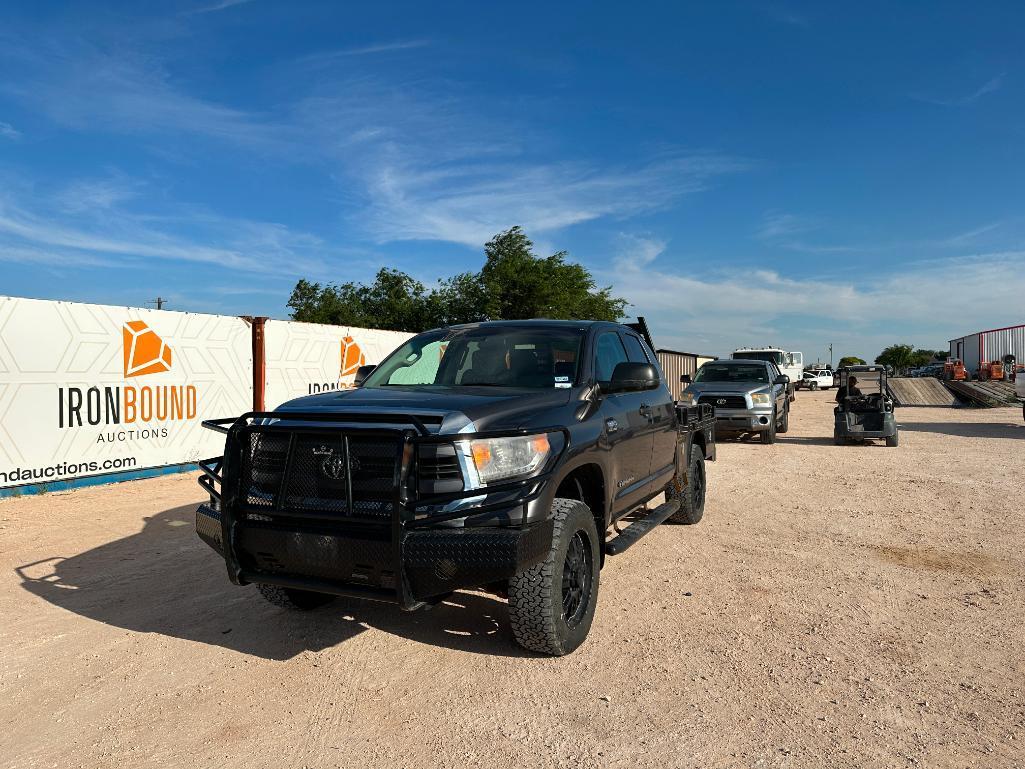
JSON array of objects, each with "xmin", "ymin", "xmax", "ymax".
[
  {"xmin": 274, "ymin": 385, "xmax": 575, "ymax": 434},
  {"xmin": 685, "ymin": 381, "xmax": 770, "ymax": 396}
]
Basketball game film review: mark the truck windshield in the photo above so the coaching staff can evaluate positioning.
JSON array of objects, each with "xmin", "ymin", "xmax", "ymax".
[
  {"xmin": 362, "ymin": 327, "xmax": 585, "ymax": 389},
  {"xmin": 694, "ymin": 364, "xmax": 769, "ymax": 384},
  {"xmin": 733, "ymin": 350, "xmax": 785, "ymax": 366}
]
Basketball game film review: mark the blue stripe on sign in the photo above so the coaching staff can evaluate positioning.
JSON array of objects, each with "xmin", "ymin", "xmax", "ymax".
[{"xmin": 0, "ymin": 463, "xmax": 198, "ymax": 498}]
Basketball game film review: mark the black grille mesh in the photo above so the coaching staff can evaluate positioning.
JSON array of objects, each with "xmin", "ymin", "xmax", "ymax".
[
  {"xmin": 238, "ymin": 430, "xmax": 399, "ymax": 520},
  {"xmin": 699, "ymin": 394, "xmax": 747, "ymax": 409}
]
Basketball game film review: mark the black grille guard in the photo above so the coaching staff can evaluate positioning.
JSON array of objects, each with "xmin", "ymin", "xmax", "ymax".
[{"xmin": 197, "ymin": 411, "xmax": 569, "ymax": 606}]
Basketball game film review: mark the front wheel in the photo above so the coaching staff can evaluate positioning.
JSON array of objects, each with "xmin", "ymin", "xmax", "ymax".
[
  {"xmin": 885, "ymin": 433, "xmax": 899, "ymax": 447},
  {"xmin": 666, "ymin": 444, "xmax": 706, "ymax": 524},
  {"xmin": 810, "ymin": 382, "xmax": 819, "ymax": 391},
  {"xmin": 508, "ymin": 498, "xmax": 600, "ymax": 656},
  {"xmin": 778, "ymin": 403, "xmax": 790, "ymax": 434},
  {"xmin": 761, "ymin": 410, "xmax": 777, "ymax": 444}
]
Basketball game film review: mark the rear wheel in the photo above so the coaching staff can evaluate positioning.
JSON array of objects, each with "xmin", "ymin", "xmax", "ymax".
[
  {"xmin": 833, "ymin": 429, "xmax": 844, "ymax": 446},
  {"xmin": 257, "ymin": 583, "xmax": 339, "ymax": 611},
  {"xmin": 508, "ymin": 498, "xmax": 600, "ymax": 656},
  {"xmin": 666, "ymin": 444, "xmax": 705, "ymax": 524},
  {"xmin": 885, "ymin": 433, "xmax": 899, "ymax": 447},
  {"xmin": 761, "ymin": 410, "xmax": 777, "ymax": 444}
]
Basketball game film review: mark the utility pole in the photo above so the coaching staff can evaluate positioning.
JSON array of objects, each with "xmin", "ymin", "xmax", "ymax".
[
  {"xmin": 829, "ymin": 343, "xmax": 833, "ymax": 368},
  {"xmin": 148, "ymin": 297, "xmax": 168, "ymax": 311}
]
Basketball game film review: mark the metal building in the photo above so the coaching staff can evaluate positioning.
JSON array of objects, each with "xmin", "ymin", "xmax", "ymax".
[
  {"xmin": 949, "ymin": 323, "xmax": 1025, "ymax": 375},
  {"xmin": 656, "ymin": 348, "xmax": 718, "ymax": 400}
]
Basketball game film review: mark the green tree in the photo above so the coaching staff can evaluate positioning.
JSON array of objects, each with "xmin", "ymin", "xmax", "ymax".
[
  {"xmin": 837, "ymin": 356, "xmax": 866, "ymax": 368},
  {"xmin": 910, "ymin": 348, "xmax": 941, "ymax": 368},
  {"xmin": 287, "ymin": 227, "xmax": 628, "ymax": 332},
  {"xmin": 874, "ymin": 344, "xmax": 916, "ymax": 371}
]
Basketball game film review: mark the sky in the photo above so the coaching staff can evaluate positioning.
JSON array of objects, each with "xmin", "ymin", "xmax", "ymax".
[{"xmin": 1, "ymin": 1, "xmax": 1024, "ymax": 363}]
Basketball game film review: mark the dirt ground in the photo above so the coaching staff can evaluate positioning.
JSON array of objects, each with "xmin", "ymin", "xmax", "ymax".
[{"xmin": 2, "ymin": 390, "xmax": 1024, "ymax": 769}]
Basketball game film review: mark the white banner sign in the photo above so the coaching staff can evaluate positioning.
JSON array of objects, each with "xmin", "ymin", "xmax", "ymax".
[
  {"xmin": 263, "ymin": 320, "xmax": 411, "ymax": 409},
  {"xmin": 0, "ymin": 297, "xmax": 253, "ymax": 489}
]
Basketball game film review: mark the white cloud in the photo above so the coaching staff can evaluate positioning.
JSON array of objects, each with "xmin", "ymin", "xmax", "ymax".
[
  {"xmin": 913, "ymin": 73, "xmax": 1005, "ymax": 107},
  {"xmin": 614, "ymin": 234, "xmax": 667, "ymax": 271},
  {"xmin": 300, "ymin": 40, "xmax": 431, "ymax": 64},
  {"xmin": 185, "ymin": 0, "xmax": 256, "ymax": 15},
  {"xmin": 0, "ymin": 179, "xmax": 346, "ymax": 278},
  {"xmin": 938, "ymin": 221, "xmax": 1003, "ymax": 247},
  {"xmin": 0, "ymin": 121, "xmax": 19, "ymax": 140},
  {"xmin": 757, "ymin": 212, "xmax": 810, "ymax": 240},
  {"xmin": 294, "ymin": 81, "xmax": 749, "ymax": 246},
  {"xmin": 605, "ymin": 252, "xmax": 1025, "ymax": 361},
  {"xmin": 1, "ymin": 40, "xmax": 280, "ymax": 147}
]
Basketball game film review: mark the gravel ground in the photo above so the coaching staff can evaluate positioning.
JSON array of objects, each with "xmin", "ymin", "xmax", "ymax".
[{"xmin": 2, "ymin": 390, "xmax": 1024, "ymax": 769}]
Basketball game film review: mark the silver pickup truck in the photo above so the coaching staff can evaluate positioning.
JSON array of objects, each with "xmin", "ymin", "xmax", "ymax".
[{"xmin": 678, "ymin": 359, "xmax": 791, "ymax": 444}]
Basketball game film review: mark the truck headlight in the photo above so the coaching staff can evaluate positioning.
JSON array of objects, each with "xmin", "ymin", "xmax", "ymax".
[
  {"xmin": 751, "ymin": 393, "xmax": 771, "ymax": 405},
  {"xmin": 464, "ymin": 433, "xmax": 552, "ymax": 485},
  {"xmin": 678, "ymin": 391, "xmax": 696, "ymax": 405}
]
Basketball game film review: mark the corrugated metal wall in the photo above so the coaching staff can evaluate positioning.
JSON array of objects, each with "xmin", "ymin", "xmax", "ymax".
[
  {"xmin": 981, "ymin": 325, "xmax": 1025, "ymax": 367},
  {"xmin": 949, "ymin": 334, "xmax": 981, "ymax": 372},
  {"xmin": 656, "ymin": 351, "xmax": 698, "ymax": 400}
]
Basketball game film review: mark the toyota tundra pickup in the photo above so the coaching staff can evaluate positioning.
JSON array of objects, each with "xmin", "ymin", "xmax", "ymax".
[{"xmin": 196, "ymin": 320, "xmax": 715, "ymax": 656}]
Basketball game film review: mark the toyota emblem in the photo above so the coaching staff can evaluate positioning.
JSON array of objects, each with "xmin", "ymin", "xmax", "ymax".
[{"xmin": 716, "ymin": 398, "xmax": 727, "ymax": 406}]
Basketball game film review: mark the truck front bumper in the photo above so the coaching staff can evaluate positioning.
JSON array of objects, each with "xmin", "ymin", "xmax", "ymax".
[
  {"xmin": 196, "ymin": 502, "xmax": 554, "ymax": 609},
  {"xmin": 713, "ymin": 408, "xmax": 774, "ymax": 432}
]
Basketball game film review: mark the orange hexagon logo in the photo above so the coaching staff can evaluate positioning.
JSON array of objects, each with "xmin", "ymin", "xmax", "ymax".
[
  {"xmin": 340, "ymin": 335, "xmax": 365, "ymax": 378},
  {"xmin": 123, "ymin": 320, "xmax": 173, "ymax": 378}
]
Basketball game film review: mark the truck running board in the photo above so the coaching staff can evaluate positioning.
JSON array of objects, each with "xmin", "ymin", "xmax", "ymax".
[{"xmin": 605, "ymin": 498, "xmax": 681, "ymax": 555}]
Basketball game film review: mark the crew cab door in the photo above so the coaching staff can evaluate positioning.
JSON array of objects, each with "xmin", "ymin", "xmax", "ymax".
[
  {"xmin": 593, "ymin": 331, "xmax": 653, "ymax": 514},
  {"xmin": 623, "ymin": 332, "xmax": 677, "ymax": 488}
]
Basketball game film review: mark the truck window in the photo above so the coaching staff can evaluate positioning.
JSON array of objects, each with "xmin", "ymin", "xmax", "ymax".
[
  {"xmin": 594, "ymin": 332, "xmax": 629, "ymax": 384},
  {"xmin": 622, "ymin": 334, "xmax": 649, "ymax": 364},
  {"xmin": 364, "ymin": 327, "xmax": 585, "ymax": 389}
]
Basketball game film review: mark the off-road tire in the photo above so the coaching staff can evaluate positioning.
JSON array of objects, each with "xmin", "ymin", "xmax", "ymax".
[
  {"xmin": 508, "ymin": 498, "xmax": 600, "ymax": 656},
  {"xmin": 665, "ymin": 444, "xmax": 706, "ymax": 524},
  {"xmin": 810, "ymin": 382, "xmax": 819, "ymax": 391},
  {"xmin": 885, "ymin": 433, "xmax": 899, "ymax": 448},
  {"xmin": 833, "ymin": 430, "xmax": 844, "ymax": 446},
  {"xmin": 778, "ymin": 403, "xmax": 790, "ymax": 434},
  {"xmin": 761, "ymin": 410, "xmax": 777, "ymax": 444},
  {"xmin": 257, "ymin": 583, "xmax": 339, "ymax": 611}
]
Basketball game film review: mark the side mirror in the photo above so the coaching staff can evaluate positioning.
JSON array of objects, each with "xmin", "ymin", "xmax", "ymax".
[
  {"xmin": 602, "ymin": 362, "xmax": 659, "ymax": 394},
  {"xmin": 774, "ymin": 374, "xmax": 790, "ymax": 385},
  {"xmin": 354, "ymin": 364, "xmax": 376, "ymax": 386},
  {"xmin": 680, "ymin": 374, "xmax": 692, "ymax": 385}
]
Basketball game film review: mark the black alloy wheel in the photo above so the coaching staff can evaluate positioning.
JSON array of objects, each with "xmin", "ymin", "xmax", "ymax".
[{"xmin": 562, "ymin": 531, "xmax": 593, "ymax": 627}]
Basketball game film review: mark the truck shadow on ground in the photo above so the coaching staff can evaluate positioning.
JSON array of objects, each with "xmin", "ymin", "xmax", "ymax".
[
  {"xmin": 15, "ymin": 504, "xmax": 533, "ymax": 660},
  {"xmin": 897, "ymin": 419, "xmax": 1024, "ymax": 441}
]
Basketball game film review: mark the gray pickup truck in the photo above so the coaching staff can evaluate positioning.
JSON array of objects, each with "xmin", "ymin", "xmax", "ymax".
[{"xmin": 678, "ymin": 359, "xmax": 790, "ymax": 443}]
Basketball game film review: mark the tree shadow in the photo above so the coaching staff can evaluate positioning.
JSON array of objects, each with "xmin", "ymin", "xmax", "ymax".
[
  {"xmin": 898, "ymin": 419, "xmax": 1024, "ymax": 441},
  {"xmin": 15, "ymin": 504, "xmax": 533, "ymax": 660}
]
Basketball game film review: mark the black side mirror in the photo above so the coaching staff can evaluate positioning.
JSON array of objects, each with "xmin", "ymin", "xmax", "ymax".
[
  {"xmin": 602, "ymin": 362, "xmax": 659, "ymax": 394},
  {"xmin": 774, "ymin": 374, "xmax": 790, "ymax": 385},
  {"xmin": 680, "ymin": 374, "xmax": 692, "ymax": 385},
  {"xmin": 354, "ymin": 364, "xmax": 376, "ymax": 386}
]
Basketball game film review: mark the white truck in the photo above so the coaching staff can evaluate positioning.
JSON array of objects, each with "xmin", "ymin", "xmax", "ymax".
[
  {"xmin": 732, "ymin": 347, "xmax": 804, "ymax": 399},
  {"xmin": 798, "ymin": 369, "xmax": 834, "ymax": 391}
]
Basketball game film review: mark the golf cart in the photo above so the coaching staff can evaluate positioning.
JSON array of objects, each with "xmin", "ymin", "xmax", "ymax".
[{"xmin": 833, "ymin": 365, "xmax": 899, "ymax": 447}]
